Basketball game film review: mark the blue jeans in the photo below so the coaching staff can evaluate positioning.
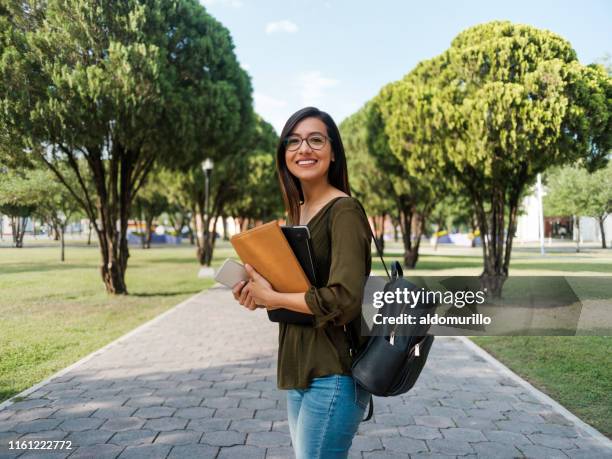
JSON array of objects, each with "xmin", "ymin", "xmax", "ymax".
[{"xmin": 286, "ymin": 374, "xmax": 370, "ymax": 459}]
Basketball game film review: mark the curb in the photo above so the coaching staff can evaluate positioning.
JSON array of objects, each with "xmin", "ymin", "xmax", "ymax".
[
  {"xmin": 458, "ymin": 336, "xmax": 612, "ymax": 449},
  {"xmin": 0, "ymin": 287, "xmax": 221, "ymax": 412}
]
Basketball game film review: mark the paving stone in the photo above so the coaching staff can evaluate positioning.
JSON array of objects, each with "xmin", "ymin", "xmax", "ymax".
[
  {"xmin": 425, "ymin": 406, "xmax": 466, "ymax": 419},
  {"xmin": 440, "ymin": 427, "xmax": 486, "ymax": 442},
  {"xmin": 217, "ymin": 444, "xmax": 265, "ymax": 458},
  {"xmin": 471, "ymin": 441, "xmax": 522, "ymax": 458},
  {"xmin": 13, "ymin": 418, "xmax": 63, "ymax": 433},
  {"xmin": 5, "ymin": 399, "xmax": 51, "ymax": 411},
  {"xmin": 154, "ymin": 429, "xmax": 201, "ymax": 445},
  {"xmin": 264, "ymin": 446, "xmax": 295, "ymax": 459},
  {"xmin": 349, "ymin": 434, "xmax": 382, "ymax": 452},
  {"xmin": 8, "ymin": 408, "xmax": 58, "ymax": 423},
  {"xmin": 527, "ymin": 433, "xmax": 577, "ymax": 450},
  {"xmin": 14, "ymin": 430, "xmax": 68, "ymax": 441},
  {"xmin": 535, "ymin": 424, "xmax": 581, "ymax": 438},
  {"xmin": 49, "ymin": 407, "xmax": 97, "ymax": 419},
  {"xmin": 452, "ymin": 416, "xmax": 496, "ymax": 430},
  {"xmin": 363, "ymin": 452, "xmax": 410, "ymax": 459},
  {"xmin": 238, "ymin": 398, "xmax": 276, "ymax": 410},
  {"xmin": 271, "ymin": 420, "xmax": 289, "ymax": 434},
  {"xmin": 167, "ymin": 444, "xmax": 219, "ymax": 458},
  {"xmin": 226, "ymin": 389, "xmax": 262, "ymax": 399},
  {"xmin": 517, "ymin": 444, "xmax": 570, "ymax": 458},
  {"xmin": 91, "ymin": 407, "xmax": 137, "ymax": 419},
  {"xmin": 163, "ymin": 396, "xmax": 204, "ymax": 409},
  {"xmin": 229, "ymin": 419, "xmax": 272, "ymax": 433},
  {"xmin": 124, "ymin": 396, "xmax": 165, "ymax": 408},
  {"xmin": 187, "ymin": 418, "xmax": 231, "ymax": 432},
  {"xmin": 107, "ymin": 429, "xmax": 158, "ymax": 446},
  {"xmin": 17, "ymin": 451, "xmax": 71, "ymax": 459},
  {"xmin": 214, "ymin": 408, "xmax": 255, "ymax": 420},
  {"xmin": 65, "ymin": 429, "xmax": 114, "ymax": 446},
  {"xmin": 483, "ymin": 429, "xmax": 532, "ymax": 446},
  {"xmin": 68, "ymin": 443, "xmax": 125, "ymax": 459},
  {"xmin": 117, "ymin": 443, "xmax": 172, "ymax": 459},
  {"xmin": 172, "ymin": 406, "xmax": 214, "ymax": 419},
  {"xmin": 253, "ymin": 409, "xmax": 285, "ymax": 422},
  {"xmin": 494, "ymin": 420, "xmax": 543, "ymax": 434},
  {"xmin": 143, "ymin": 416, "xmax": 188, "ymax": 431},
  {"xmin": 381, "ymin": 436, "xmax": 428, "ymax": 453},
  {"xmin": 357, "ymin": 423, "xmax": 400, "ymax": 437},
  {"xmin": 132, "ymin": 406, "xmax": 176, "ymax": 419},
  {"xmin": 201, "ymin": 430, "xmax": 246, "ymax": 447},
  {"xmin": 58, "ymin": 417, "xmax": 104, "ymax": 432},
  {"xmin": 427, "ymin": 438, "xmax": 474, "ymax": 455},
  {"xmin": 100, "ymin": 417, "xmax": 146, "ymax": 432},
  {"xmin": 397, "ymin": 425, "xmax": 442, "ymax": 440},
  {"xmin": 245, "ymin": 431, "xmax": 290, "ymax": 447},
  {"xmin": 201, "ymin": 397, "xmax": 240, "ymax": 409},
  {"xmin": 414, "ymin": 416, "xmax": 455, "ymax": 429},
  {"xmin": 374, "ymin": 414, "xmax": 414, "ymax": 426}
]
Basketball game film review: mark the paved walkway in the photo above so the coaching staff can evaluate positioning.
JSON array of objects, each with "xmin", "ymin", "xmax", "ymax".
[{"xmin": 1, "ymin": 286, "xmax": 610, "ymax": 459}]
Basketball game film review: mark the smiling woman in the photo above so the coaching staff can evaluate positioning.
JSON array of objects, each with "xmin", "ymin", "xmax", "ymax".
[{"xmin": 230, "ymin": 107, "xmax": 373, "ymax": 458}]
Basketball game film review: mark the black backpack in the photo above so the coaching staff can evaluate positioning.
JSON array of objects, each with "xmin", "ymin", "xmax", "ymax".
[{"xmin": 345, "ymin": 201, "xmax": 435, "ymax": 422}]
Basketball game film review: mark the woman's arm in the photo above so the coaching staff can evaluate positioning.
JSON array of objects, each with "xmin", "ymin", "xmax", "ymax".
[{"xmin": 240, "ymin": 264, "xmax": 313, "ymax": 315}]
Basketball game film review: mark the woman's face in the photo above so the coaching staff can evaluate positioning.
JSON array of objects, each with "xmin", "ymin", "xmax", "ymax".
[{"xmin": 284, "ymin": 117, "xmax": 334, "ymax": 185}]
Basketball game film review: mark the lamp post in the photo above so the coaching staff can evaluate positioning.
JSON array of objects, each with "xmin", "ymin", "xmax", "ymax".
[
  {"xmin": 536, "ymin": 173, "xmax": 545, "ymax": 255},
  {"xmin": 202, "ymin": 158, "xmax": 214, "ymax": 225},
  {"xmin": 198, "ymin": 158, "xmax": 215, "ymax": 278}
]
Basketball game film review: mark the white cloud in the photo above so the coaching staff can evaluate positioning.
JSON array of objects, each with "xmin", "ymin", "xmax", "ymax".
[
  {"xmin": 265, "ymin": 20, "xmax": 298, "ymax": 35},
  {"xmin": 201, "ymin": 0, "xmax": 243, "ymax": 8},
  {"xmin": 297, "ymin": 71, "xmax": 339, "ymax": 106}
]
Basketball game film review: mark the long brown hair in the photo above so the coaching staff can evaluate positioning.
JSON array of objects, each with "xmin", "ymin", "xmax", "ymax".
[{"xmin": 276, "ymin": 107, "xmax": 351, "ymax": 225}]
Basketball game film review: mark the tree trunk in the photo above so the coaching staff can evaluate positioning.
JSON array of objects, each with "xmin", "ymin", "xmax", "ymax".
[
  {"xmin": 11, "ymin": 216, "xmax": 27, "ymax": 248},
  {"xmin": 145, "ymin": 215, "xmax": 154, "ymax": 249},
  {"xmin": 60, "ymin": 225, "xmax": 65, "ymax": 262},
  {"xmin": 397, "ymin": 198, "xmax": 427, "ymax": 269},
  {"xmin": 574, "ymin": 216, "xmax": 581, "ymax": 253},
  {"xmin": 222, "ymin": 214, "xmax": 229, "ymax": 240},
  {"xmin": 598, "ymin": 216, "xmax": 607, "ymax": 249},
  {"xmin": 378, "ymin": 212, "xmax": 386, "ymax": 254},
  {"xmin": 87, "ymin": 220, "xmax": 92, "ymax": 246}
]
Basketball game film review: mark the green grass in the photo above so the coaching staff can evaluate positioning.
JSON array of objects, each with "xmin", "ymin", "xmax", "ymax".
[
  {"xmin": 471, "ymin": 336, "xmax": 611, "ymax": 437},
  {"xmin": 0, "ymin": 241, "xmax": 234, "ymax": 403}
]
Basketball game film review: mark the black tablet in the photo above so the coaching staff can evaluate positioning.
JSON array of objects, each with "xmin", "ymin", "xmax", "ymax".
[{"xmin": 281, "ymin": 225, "xmax": 318, "ymax": 286}]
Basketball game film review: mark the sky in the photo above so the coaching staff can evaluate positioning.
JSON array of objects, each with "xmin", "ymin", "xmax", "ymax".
[{"xmin": 200, "ymin": 0, "xmax": 612, "ymax": 134}]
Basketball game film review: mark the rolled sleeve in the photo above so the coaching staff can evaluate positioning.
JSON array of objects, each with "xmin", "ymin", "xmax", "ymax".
[{"xmin": 305, "ymin": 206, "xmax": 371, "ymax": 328}]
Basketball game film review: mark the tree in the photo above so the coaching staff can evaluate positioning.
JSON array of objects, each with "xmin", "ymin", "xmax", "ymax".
[
  {"xmin": 341, "ymin": 105, "xmax": 395, "ymax": 254},
  {"xmin": 544, "ymin": 163, "xmax": 612, "ymax": 250},
  {"xmin": 132, "ymin": 169, "xmax": 170, "ymax": 249},
  {"xmin": 0, "ymin": 165, "xmax": 40, "ymax": 247},
  {"xmin": 31, "ymin": 167, "xmax": 81, "ymax": 260},
  {"xmin": 0, "ymin": 0, "xmax": 253, "ymax": 293},
  {"xmin": 428, "ymin": 21, "xmax": 612, "ymax": 295},
  {"xmin": 366, "ymin": 76, "xmax": 445, "ymax": 268},
  {"xmin": 223, "ymin": 116, "xmax": 280, "ymax": 227}
]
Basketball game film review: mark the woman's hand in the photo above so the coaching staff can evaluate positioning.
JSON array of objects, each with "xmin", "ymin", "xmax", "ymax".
[
  {"xmin": 244, "ymin": 264, "xmax": 278, "ymax": 309},
  {"xmin": 231, "ymin": 280, "xmax": 262, "ymax": 311}
]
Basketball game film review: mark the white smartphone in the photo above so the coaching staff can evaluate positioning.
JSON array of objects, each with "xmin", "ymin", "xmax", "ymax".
[{"xmin": 214, "ymin": 258, "xmax": 249, "ymax": 289}]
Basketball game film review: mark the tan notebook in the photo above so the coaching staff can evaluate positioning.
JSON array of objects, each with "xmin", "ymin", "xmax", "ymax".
[{"xmin": 230, "ymin": 220, "xmax": 311, "ymax": 293}]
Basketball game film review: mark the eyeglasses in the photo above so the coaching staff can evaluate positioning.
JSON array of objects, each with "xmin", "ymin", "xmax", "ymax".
[{"xmin": 284, "ymin": 133, "xmax": 331, "ymax": 151}]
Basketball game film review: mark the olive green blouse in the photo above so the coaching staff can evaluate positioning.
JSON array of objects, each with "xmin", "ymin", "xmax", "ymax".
[{"xmin": 277, "ymin": 196, "xmax": 372, "ymax": 390}]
